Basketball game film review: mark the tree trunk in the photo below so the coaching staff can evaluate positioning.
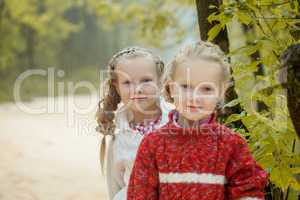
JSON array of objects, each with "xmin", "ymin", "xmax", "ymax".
[
  {"xmin": 195, "ymin": 0, "xmax": 229, "ymax": 53},
  {"xmin": 21, "ymin": 25, "xmax": 36, "ymax": 69},
  {"xmin": 280, "ymin": 44, "xmax": 300, "ymax": 139}
]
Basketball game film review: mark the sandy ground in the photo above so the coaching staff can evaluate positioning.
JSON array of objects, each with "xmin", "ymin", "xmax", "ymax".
[{"xmin": 0, "ymin": 95, "xmax": 108, "ymax": 200}]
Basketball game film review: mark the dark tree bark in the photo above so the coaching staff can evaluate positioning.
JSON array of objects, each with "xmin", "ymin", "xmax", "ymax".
[
  {"xmin": 195, "ymin": 0, "xmax": 229, "ymax": 53},
  {"xmin": 195, "ymin": 0, "xmax": 243, "ymax": 126},
  {"xmin": 280, "ymin": 44, "xmax": 300, "ymax": 139},
  {"xmin": 24, "ymin": 26, "xmax": 36, "ymax": 68}
]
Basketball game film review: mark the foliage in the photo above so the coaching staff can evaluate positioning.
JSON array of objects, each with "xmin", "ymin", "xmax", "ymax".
[
  {"xmin": 0, "ymin": 0, "xmax": 79, "ymax": 69},
  {"xmin": 85, "ymin": 0, "xmax": 195, "ymax": 48},
  {"xmin": 208, "ymin": 0, "xmax": 300, "ymax": 198}
]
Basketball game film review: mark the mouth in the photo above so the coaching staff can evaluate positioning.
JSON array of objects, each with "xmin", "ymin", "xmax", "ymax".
[
  {"xmin": 130, "ymin": 96, "xmax": 148, "ymax": 100},
  {"xmin": 187, "ymin": 105, "xmax": 202, "ymax": 111}
]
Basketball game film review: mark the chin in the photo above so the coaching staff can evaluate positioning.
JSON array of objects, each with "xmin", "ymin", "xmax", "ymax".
[
  {"xmin": 131, "ymin": 101, "xmax": 158, "ymax": 113},
  {"xmin": 181, "ymin": 112, "xmax": 208, "ymax": 122}
]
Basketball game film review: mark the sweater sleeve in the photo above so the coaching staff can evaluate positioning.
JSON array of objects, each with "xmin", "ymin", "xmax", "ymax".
[
  {"xmin": 225, "ymin": 135, "xmax": 268, "ymax": 200},
  {"xmin": 106, "ymin": 138, "xmax": 124, "ymax": 200},
  {"xmin": 127, "ymin": 134, "xmax": 159, "ymax": 200}
]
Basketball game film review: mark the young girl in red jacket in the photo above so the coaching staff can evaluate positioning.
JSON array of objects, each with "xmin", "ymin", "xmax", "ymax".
[{"xmin": 127, "ymin": 41, "xmax": 268, "ymax": 200}]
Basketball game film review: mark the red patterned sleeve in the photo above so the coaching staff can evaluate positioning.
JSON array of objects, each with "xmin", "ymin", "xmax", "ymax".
[
  {"xmin": 225, "ymin": 134, "xmax": 268, "ymax": 200},
  {"xmin": 127, "ymin": 134, "xmax": 159, "ymax": 200}
]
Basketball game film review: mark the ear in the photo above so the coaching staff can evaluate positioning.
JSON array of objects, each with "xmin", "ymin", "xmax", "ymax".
[{"xmin": 163, "ymin": 80, "xmax": 175, "ymax": 102}]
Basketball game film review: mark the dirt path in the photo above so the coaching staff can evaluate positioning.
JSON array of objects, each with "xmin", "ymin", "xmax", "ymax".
[{"xmin": 0, "ymin": 95, "xmax": 108, "ymax": 200}]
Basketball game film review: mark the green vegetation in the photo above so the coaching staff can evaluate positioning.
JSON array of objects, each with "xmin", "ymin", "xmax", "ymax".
[{"xmin": 0, "ymin": 0, "xmax": 132, "ymax": 102}]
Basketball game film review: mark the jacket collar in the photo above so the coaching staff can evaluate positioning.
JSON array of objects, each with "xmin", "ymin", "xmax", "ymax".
[{"xmin": 163, "ymin": 110, "xmax": 218, "ymax": 135}]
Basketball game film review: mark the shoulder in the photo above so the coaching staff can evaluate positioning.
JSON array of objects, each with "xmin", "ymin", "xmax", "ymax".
[
  {"xmin": 213, "ymin": 123, "xmax": 249, "ymax": 151},
  {"xmin": 141, "ymin": 131, "xmax": 163, "ymax": 145},
  {"xmin": 112, "ymin": 129, "xmax": 143, "ymax": 153},
  {"xmin": 138, "ymin": 128, "xmax": 169, "ymax": 152},
  {"xmin": 204, "ymin": 123, "xmax": 256, "ymax": 164}
]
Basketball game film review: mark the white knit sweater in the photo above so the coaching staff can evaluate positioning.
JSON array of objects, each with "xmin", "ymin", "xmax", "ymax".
[{"xmin": 106, "ymin": 101, "xmax": 171, "ymax": 200}]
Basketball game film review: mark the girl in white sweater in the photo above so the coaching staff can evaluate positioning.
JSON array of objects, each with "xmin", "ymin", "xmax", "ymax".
[{"xmin": 96, "ymin": 47, "xmax": 171, "ymax": 200}]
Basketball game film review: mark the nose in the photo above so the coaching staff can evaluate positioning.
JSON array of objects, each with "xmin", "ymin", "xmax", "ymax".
[
  {"xmin": 131, "ymin": 82, "xmax": 143, "ymax": 94},
  {"xmin": 187, "ymin": 89, "xmax": 202, "ymax": 104},
  {"xmin": 185, "ymin": 89, "xmax": 194, "ymax": 99},
  {"xmin": 135, "ymin": 85, "xmax": 142, "ymax": 94}
]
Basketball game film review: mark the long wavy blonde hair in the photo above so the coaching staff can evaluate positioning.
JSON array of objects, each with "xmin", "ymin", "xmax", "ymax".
[{"xmin": 96, "ymin": 46, "xmax": 164, "ymax": 173}]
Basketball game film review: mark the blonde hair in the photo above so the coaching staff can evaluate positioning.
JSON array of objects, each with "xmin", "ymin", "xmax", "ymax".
[
  {"xmin": 162, "ymin": 41, "xmax": 230, "ymax": 102},
  {"xmin": 96, "ymin": 46, "xmax": 164, "ymax": 173}
]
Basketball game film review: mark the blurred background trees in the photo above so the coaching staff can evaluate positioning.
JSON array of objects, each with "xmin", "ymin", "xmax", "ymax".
[
  {"xmin": 0, "ymin": 0, "xmax": 131, "ymax": 101},
  {"xmin": 0, "ymin": 0, "xmax": 197, "ymax": 102}
]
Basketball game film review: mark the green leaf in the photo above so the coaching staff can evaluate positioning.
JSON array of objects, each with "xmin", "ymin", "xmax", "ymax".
[
  {"xmin": 225, "ymin": 112, "xmax": 245, "ymax": 124},
  {"xmin": 289, "ymin": 177, "xmax": 300, "ymax": 190},
  {"xmin": 224, "ymin": 98, "xmax": 241, "ymax": 108},
  {"xmin": 258, "ymin": 153, "xmax": 275, "ymax": 168},
  {"xmin": 207, "ymin": 12, "xmax": 218, "ymax": 23},
  {"xmin": 207, "ymin": 24, "xmax": 223, "ymax": 41},
  {"xmin": 235, "ymin": 10, "xmax": 252, "ymax": 25},
  {"xmin": 208, "ymin": 4, "xmax": 218, "ymax": 9},
  {"xmin": 270, "ymin": 166, "xmax": 292, "ymax": 190},
  {"xmin": 230, "ymin": 43, "xmax": 261, "ymax": 56},
  {"xmin": 290, "ymin": 167, "xmax": 300, "ymax": 174}
]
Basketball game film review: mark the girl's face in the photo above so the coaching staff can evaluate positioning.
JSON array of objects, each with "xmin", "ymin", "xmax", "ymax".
[
  {"xmin": 169, "ymin": 58, "xmax": 225, "ymax": 121},
  {"xmin": 115, "ymin": 57, "xmax": 160, "ymax": 114}
]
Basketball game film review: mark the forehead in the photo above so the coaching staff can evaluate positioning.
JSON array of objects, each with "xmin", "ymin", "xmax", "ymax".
[
  {"xmin": 116, "ymin": 57, "xmax": 157, "ymax": 78},
  {"xmin": 173, "ymin": 58, "xmax": 222, "ymax": 84}
]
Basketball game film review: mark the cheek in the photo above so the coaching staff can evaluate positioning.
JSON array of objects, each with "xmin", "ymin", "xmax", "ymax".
[
  {"xmin": 202, "ymin": 98, "xmax": 218, "ymax": 110},
  {"xmin": 173, "ymin": 95, "xmax": 187, "ymax": 110},
  {"xmin": 145, "ymin": 86, "xmax": 157, "ymax": 95},
  {"xmin": 117, "ymin": 85, "xmax": 130, "ymax": 102},
  {"xmin": 171, "ymin": 88, "xmax": 184, "ymax": 105},
  {"xmin": 142, "ymin": 83, "xmax": 159, "ymax": 95},
  {"xmin": 176, "ymin": 90, "xmax": 189, "ymax": 103}
]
